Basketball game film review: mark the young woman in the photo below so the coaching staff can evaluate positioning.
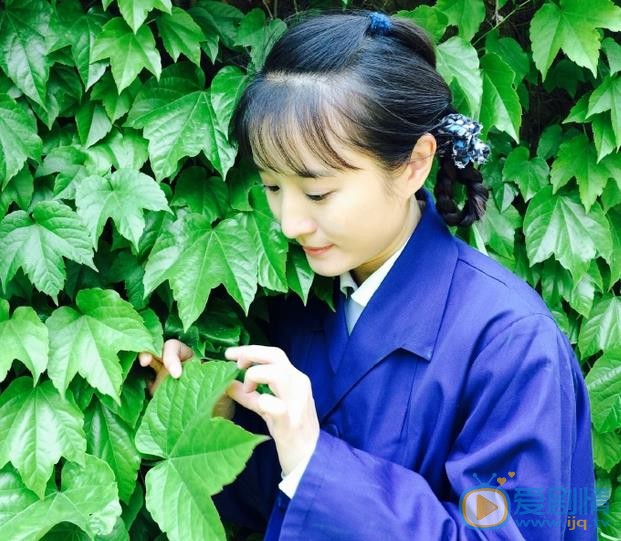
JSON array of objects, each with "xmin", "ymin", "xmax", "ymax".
[{"xmin": 139, "ymin": 10, "xmax": 595, "ymax": 540}]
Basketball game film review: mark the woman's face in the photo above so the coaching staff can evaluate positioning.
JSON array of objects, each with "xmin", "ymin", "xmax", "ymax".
[{"xmin": 257, "ymin": 138, "xmax": 433, "ymax": 284}]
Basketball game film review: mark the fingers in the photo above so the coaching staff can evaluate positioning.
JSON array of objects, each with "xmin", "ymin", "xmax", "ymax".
[
  {"xmin": 162, "ymin": 339, "xmax": 193, "ymax": 378},
  {"xmin": 225, "ymin": 345, "xmax": 288, "ymax": 369},
  {"xmin": 227, "ymin": 380, "xmax": 287, "ymax": 418},
  {"xmin": 240, "ymin": 364, "xmax": 287, "ymax": 396}
]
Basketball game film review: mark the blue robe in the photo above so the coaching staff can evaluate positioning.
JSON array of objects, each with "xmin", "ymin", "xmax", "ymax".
[{"xmin": 213, "ymin": 187, "xmax": 596, "ymax": 540}]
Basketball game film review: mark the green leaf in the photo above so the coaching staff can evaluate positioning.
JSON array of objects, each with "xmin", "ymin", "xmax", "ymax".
[
  {"xmin": 586, "ymin": 348, "xmax": 621, "ymax": 433},
  {"xmin": 530, "ymin": 0, "xmax": 621, "ymax": 79},
  {"xmin": 117, "ymin": 0, "xmax": 172, "ymax": 33},
  {"xmin": 591, "ymin": 113, "xmax": 617, "ymax": 162},
  {"xmin": 435, "ymin": 0, "xmax": 485, "ymax": 41},
  {"xmin": 602, "ymin": 37, "xmax": 621, "ymax": 75},
  {"xmin": 503, "ymin": 146, "xmax": 549, "ymax": 202},
  {"xmin": 68, "ymin": 11, "xmax": 108, "ymax": 91},
  {"xmin": 568, "ymin": 261, "xmax": 603, "ymax": 318},
  {"xmin": 91, "ymin": 17, "xmax": 161, "ymax": 93},
  {"xmin": 587, "ymin": 75, "xmax": 621, "ymax": 150},
  {"xmin": 286, "ymin": 247, "xmax": 314, "ymax": 305},
  {"xmin": 135, "ymin": 360, "xmax": 269, "ymax": 541},
  {"xmin": 124, "ymin": 62, "xmax": 204, "ymax": 129},
  {"xmin": 607, "ymin": 206, "xmax": 621, "ymax": 286},
  {"xmin": 0, "ymin": 454, "xmax": 121, "ymax": 540},
  {"xmin": 479, "ymin": 53, "xmax": 521, "ymax": 141},
  {"xmin": 0, "ymin": 166, "xmax": 33, "ymax": 216},
  {"xmin": 157, "ymin": 7, "xmax": 205, "ymax": 66},
  {"xmin": 536, "ymin": 124, "xmax": 563, "ymax": 160},
  {"xmin": 0, "ymin": 95, "xmax": 43, "ymax": 188},
  {"xmin": 593, "ymin": 429, "xmax": 621, "ymax": 472},
  {"xmin": 91, "ymin": 73, "xmax": 141, "ymax": 124},
  {"xmin": 550, "ymin": 134, "xmax": 612, "ymax": 211},
  {"xmin": 0, "ymin": 300, "xmax": 47, "ymax": 384},
  {"xmin": 140, "ymin": 87, "xmax": 237, "ymax": 181},
  {"xmin": 76, "ymin": 102, "xmax": 113, "ymax": 149},
  {"xmin": 523, "ymin": 186, "xmax": 612, "ymax": 281},
  {"xmin": 143, "ymin": 213, "xmax": 258, "ymax": 330},
  {"xmin": 394, "ymin": 6, "xmax": 448, "ymax": 42},
  {"xmin": 0, "ymin": 377, "xmax": 86, "ymax": 498},
  {"xmin": 210, "ymin": 65, "xmax": 248, "ymax": 137},
  {"xmin": 0, "ymin": 201, "xmax": 95, "ymax": 301},
  {"xmin": 579, "ymin": 296, "xmax": 621, "ymax": 357},
  {"xmin": 92, "ymin": 129, "xmax": 149, "ymax": 171},
  {"xmin": 46, "ymin": 288, "xmax": 157, "ymax": 402},
  {"xmin": 474, "ymin": 196, "xmax": 522, "ymax": 260},
  {"xmin": 234, "ymin": 9, "xmax": 287, "ymax": 72},
  {"xmin": 171, "ymin": 167, "xmax": 228, "ymax": 220},
  {"xmin": 0, "ymin": 0, "xmax": 55, "ymax": 107},
  {"xmin": 485, "ymin": 35, "xmax": 530, "ymax": 84},
  {"xmin": 189, "ymin": 0, "xmax": 243, "ymax": 54},
  {"xmin": 238, "ymin": 186, "xmax": 288, "ymax": 293},
  {"xmin": 436, "ymin": 37, "xmax": 482, "ymax": 117},
  {"xmin": 75, "ymin": 169, "xmax": 170, "ymax": 250},
  {"xmin": 85, "ymin": 399, "xmax": 141, "ymax": 504}
]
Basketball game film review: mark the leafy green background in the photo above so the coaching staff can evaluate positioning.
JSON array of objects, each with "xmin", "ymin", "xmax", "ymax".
[{"xmin": 0, "ymin": 0, "xmax": 619, "ymax": 539}]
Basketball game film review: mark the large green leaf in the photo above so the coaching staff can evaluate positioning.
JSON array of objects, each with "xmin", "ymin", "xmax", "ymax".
[
  {"xmin": 0, "ymin": 0, "xmax": 55, "ymax": 107},
  {"xmin": 587, "ymin": 75, "xmax": 621, "ymax": 150},
  {"xmin": 84, "ymin": 399, "xmax": 141, "ymax": 504},
  {"xmin": 67, "ymin": 10, "xmax": 107, "ymax": 91},
  {"xmin": 157, "ymin": 7, "xmax": 205, "ymax": 66},
  {"xmin": 117, "ymin": 0, "xmax": 172, "ymax": 33},
  {"xmin": 530, "ymin": 0, "xmax": 621, "ymax": 78},
  {"xmin": 238, "ymin": 186, "xmax": 288, "ymax": 293},
  {"xmin": 608, "ymin": 206, "xmax": 621, "ymax": 286},
  {"xmin": 435, "ymin": 0, "xmax": 484, "ymax": 42},
  {"xmin": 75, "ymin": 169, "xmax": 170, "ymax": 250},
  {"xmin": 46, "ymin": 288, "xmax": 157, "ymax": 402},
  {"xmin": 0, "ymin": 300, "xmax": 47, "ymax": 384},
  {"xmin": 436, "ymin": 36, "xmax": 482, "ymax": 117},
  {"xmin": 170, "ymin": 166, "xmax": 228, "ymax": 220},
  {"xmin": 143, "ymin": 213, "xmax": 258, "ymax": 330},
  {"xmin": 135, "ymin": 360, "xmax": 269, "ymax": 541},
  {"xmin": 0, "ymin": 454, "xmax": 121, "ymax": 540},
  {"xmin": 586, "ymin": 348, "xmax": 621, "ymax": 433},
  {"xmin": 91, "ymin": 17, "xmax": 161, "ymax": 93},
  {"xmin": 76, "ymin": 102, "xmax": 113, "ymax": 149},
  {"xmin": 0, "ymin": 201, "xmax": 95, "ymax": 301},
  {"xmin": 550, "ymin": 134, "xmax": 615, "ymax": 211},
  {"xmin": 503, "ymin": 146, "xmax": 549, "ymax": 202},
  {"xmin": 523, "ymin": 186, "xmax": 612, "ymax": 281},
  {"xmin": 0, "ymin": 95, "xmax": 43, "ymax": 188},
  {"xmin": 0, "ymin": 377, "xmax": 86, "ymax": 498},
  {"xmin": 479, "ymin": 53, "xmax": 521, "ymax": 141},
  {"xmin": 579, "ymin": 296, "xmax": 621, "ymax": 357}
]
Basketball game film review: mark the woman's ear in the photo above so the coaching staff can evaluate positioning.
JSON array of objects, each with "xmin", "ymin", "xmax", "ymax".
[{"xmin": 397, "ymin": 133, "xmax": 437, "ymax": 198}]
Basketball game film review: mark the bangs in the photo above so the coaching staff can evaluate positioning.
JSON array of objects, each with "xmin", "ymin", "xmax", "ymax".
[{"xmin": 236, "ymin": 73, "xmax": 370, "ymax": 178}]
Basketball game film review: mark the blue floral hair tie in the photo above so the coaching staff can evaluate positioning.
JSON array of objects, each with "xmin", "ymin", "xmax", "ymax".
[
  {"xmin": 368, "ymin": 12, "xmax": 391, "ymax": 36},
  {"xmin": 434, "ymin": 113, "xmax": 490, "ymax": 169}
]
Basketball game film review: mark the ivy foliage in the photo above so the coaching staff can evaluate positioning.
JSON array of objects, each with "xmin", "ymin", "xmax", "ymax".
[{"xmin": 0, "ymin": 0, "xmax": 619, "ymax": 539}]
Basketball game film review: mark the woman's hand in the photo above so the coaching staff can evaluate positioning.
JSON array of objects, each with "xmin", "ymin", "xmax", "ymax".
[
  {"xmin": 224, "ymin": 345, "xmax": 320, "ymax": 476},
  {"xmin": 138, "ymin": 339, "xmax": 236, "ymax": 419}
]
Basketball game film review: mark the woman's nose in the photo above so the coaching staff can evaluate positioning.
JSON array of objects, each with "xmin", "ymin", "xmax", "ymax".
[{"xmin": 278, "ymin": 197, "xmax": 317, "ymax": 240}]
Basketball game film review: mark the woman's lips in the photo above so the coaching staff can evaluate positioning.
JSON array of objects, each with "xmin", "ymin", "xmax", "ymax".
[{"xmin": 303, "ymin": 244, "xmax": 333, "ymax": 256}]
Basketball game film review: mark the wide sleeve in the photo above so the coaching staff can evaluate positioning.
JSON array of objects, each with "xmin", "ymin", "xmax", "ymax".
[{"xmin": 277, "ymin": 315, "xmax": 596, "ymax": 540}]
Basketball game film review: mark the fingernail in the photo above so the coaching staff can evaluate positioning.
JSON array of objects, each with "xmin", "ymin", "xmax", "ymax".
[
  {"xmin": 224, "ymin": 347, "xmax": 238, "ymax": 359},
  {"xmin": 170, "ymin": 365, "xmax": 182, "ymax": 378}
]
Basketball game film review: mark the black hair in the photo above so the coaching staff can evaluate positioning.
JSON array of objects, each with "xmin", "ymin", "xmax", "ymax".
[{"xmin": 230, "ymin": 9, "xmax": 489, "ymax": 227}]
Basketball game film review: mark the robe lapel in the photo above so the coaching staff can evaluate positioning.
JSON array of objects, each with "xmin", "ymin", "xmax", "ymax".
[{"xmin": 315, "ymin": 187, "xmax": 459, "ymax": 423}]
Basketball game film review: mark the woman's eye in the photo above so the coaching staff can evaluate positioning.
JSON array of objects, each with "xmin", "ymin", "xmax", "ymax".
[{"xmin": 261, "ymin": 185, "xmax": 329, "ymax": 202}]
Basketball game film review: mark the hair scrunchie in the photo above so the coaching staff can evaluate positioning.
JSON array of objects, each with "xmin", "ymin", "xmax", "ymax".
[
  {"xmin": 367, "ymin": 12, "xmax": 392, "ymax": 36},
  {"xmin": 434, "ymin": 113, "xmax": 491, "ymax": 169}
]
